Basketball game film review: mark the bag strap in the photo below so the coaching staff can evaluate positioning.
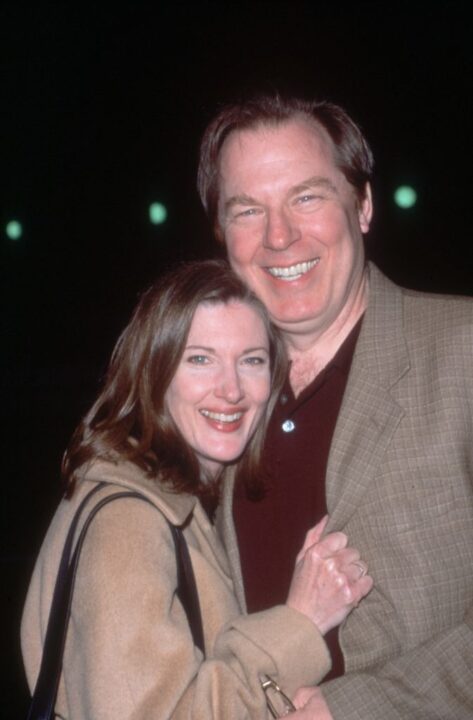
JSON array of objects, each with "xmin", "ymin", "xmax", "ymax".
[{"xmin": 27, "ymin": 482, "xmax": 204, "ymax": 720}]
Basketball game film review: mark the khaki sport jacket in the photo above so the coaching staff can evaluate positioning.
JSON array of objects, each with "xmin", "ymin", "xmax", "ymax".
[{"xmin": 220, "ymin": 263, "xmax": 473, "ymax": 719}]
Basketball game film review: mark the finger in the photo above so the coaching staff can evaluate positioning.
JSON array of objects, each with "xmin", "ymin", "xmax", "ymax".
[
  {"xmin": 310, "ymin": 531, "xmax": 348, "ymax": 558},
  {"xmin": 296, "ymin": 515, "xmax": 329, "ymax": 561},
  {"xmin": 343, "ymin": 561, "xmax": 367, "ymax": 583},
  {"xmin": 293, "ymin": 686, "xmax": 320, "ymax": 709},
  {"xmin": 350, "ymin": 573, "xmax": 374, "ymax": 605},
  {"xmin": 331, "ymin": 547, "xmax": 361, "ymax": 569},
  {"xmin": 352, "ymin": 560, "xmax": 368, "ymax": 579}
]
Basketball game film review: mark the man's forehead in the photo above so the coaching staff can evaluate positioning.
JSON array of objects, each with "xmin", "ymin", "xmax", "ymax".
[
  {"xmin": 224, "ymin": 114, "xmax": 331, "ymax": 151},
  {"xmin": 219, "ymin": 117, "xmax": 335, "ymax": 173},
  {"xmin": 217, "ymin": 117, "xmax": 338, "ymax": 194}
]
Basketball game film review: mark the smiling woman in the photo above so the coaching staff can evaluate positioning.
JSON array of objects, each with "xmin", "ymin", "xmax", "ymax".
[
  {"xmin": 165, "ymin": 301, "xmax": 271, "ymax": 477},
  {"xmin": 21, "ymin": 259, "xmax": 373, "ymax": 720},
  {"xmin": 60, "ymin": 260, "xmax": 286, "ymax": 500}
]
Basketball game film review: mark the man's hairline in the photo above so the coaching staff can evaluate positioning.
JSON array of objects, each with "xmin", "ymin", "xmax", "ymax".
[{"xmin": 214, "ymin": 112, "xmax": 352, "ymax": 236}]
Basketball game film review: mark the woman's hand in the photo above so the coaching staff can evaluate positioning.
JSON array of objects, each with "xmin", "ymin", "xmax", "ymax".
[
  {"xmin": 286, "ymin": 516, "xmax": 373, "ymax": 635},
  {"xmin": 291, "ymin": 686, "xmax": 334, "ymax": 719}
]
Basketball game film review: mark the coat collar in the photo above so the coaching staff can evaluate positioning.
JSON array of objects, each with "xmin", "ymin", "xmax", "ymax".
[
  {"xmin": 79, "ymin": 459, "xmax": 197, "ymax": 527},
  {"xmin": 215, "ymin": 467, "xmax": 247, "ymax": 610}
]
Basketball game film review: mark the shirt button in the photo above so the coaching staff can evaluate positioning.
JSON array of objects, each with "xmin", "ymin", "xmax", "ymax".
[
  {"xmin": 282, "ymin": 419, "xmax": 295, "ymax": 433},
  {"xmin": 280, "ymin": 393, "xmax": 289, "ymax": 405}
]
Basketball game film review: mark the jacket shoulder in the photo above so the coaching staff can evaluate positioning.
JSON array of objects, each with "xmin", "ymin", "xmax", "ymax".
[{"xmin": 369, "ymin": 263, "xmax": 473, "ymax": 346}]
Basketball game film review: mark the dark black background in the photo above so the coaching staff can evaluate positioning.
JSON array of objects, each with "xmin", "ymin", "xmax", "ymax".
[{"xmin": 2, "ymin": 2, "xmax": 472, "ymax": 715}]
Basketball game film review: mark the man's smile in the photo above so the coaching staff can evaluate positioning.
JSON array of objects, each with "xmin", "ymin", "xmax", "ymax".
[{"xmin": 266, "ymin": 258, "xmax": 320, "ymax": 281}]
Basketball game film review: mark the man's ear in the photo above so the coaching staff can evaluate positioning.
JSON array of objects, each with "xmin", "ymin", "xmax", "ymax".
[{"xmin": 358, "ymin": 183, "xmax": 373, "ymax": 234}]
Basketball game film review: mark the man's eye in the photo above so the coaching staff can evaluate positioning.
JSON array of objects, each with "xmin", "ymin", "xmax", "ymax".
[
  {"xmin": 297, "ymin": 194, "xmax": 318, "ymax": 203},
  {"xmin": 235, "ymin": 207, "xmax": 259, "ymax": 218}
]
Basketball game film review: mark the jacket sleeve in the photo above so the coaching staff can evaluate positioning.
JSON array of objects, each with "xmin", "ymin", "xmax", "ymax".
[
  {"xmin": 57, "ymin": 497, "xmax": 330, "ymax": 720},
  {"xmin": 322, "ymin": 606, "xmax": 473, "ymax": 719},
  {"xmin": 319, "ymin": 288, "xmax": 473, "ymax": 718}
]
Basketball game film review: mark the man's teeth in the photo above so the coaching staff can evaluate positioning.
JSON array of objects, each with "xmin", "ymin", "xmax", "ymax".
[
  {"xmin": 267, "ymin": 258, "xmax": 319, "ymax": 280},
  {"xmin": 200, "ymin": 410, "xmax": 243, "ymax": 423}
]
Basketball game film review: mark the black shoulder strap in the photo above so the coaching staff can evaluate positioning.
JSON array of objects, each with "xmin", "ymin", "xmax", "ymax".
[{"xmin": 27, "ymin": 483, "xmax": 204, "ymax": 720}]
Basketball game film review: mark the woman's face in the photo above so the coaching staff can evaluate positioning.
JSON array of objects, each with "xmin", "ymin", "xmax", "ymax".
[{"xmin": 165, "ymin": 300, "xmax": 271, "ymax": 476}]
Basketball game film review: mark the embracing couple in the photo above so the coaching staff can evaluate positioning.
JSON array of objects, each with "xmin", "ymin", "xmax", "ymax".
[{"xmin": 22, "ymin": 95, "xmax": 473, "ymax": 719}]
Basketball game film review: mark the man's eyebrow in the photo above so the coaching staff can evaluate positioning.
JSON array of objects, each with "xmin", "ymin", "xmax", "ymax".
[
  {"xmin": 291, "ymin": 176, "xmax": 338, "ymax": 195},
  {"xmin": 224, "ymin": 177, "xmax": 338, "ymax": 214},
  {"xmin": 224, "ymin": 193, "xmax": 260, "ymax": 213}
]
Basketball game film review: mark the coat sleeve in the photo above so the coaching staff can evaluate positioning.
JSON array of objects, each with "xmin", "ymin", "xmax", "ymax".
[
  {"xmin": 56, "ymin": 497, "xmax": 329, "ymax": 720},
  {"xmin": 322, "ymin": 607, "xmax": 473, "ymax": 719}
]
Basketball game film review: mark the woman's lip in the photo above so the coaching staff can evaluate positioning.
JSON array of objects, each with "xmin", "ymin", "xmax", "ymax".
[
  {"xmin": 199, "ymin": 409, "xmax": 245, "ymax": 433},
  {"xmin": 199, "ymin": 409, "xmax": 244, "ymax": 422}
]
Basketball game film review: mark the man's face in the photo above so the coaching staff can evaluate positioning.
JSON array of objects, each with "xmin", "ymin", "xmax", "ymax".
[{"xmin": 217, "ymin": 118, "xmax": 372, "ymax": 339}]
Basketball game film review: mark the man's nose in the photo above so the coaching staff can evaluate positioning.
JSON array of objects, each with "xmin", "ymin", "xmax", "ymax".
[
  {"xmin": 263, "ymin": 209, "xmax": 300, "ymax": 251},
  {"xmin": 215, "ymin": 365, "xmax": 244, "ymax": 404}
]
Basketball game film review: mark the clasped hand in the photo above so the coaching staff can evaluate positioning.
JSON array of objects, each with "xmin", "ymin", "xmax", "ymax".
[{"xmin": 286, "ymin": 516, "xmax": 373, "ymax": 635}]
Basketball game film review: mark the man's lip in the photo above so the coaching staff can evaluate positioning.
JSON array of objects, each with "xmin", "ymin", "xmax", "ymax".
[{"xmin": 265, "ymin": 258, "xmax": 320, "ymax": 280}]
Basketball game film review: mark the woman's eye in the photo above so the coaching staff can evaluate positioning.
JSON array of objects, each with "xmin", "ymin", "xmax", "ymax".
[
  {"xmin": 243, "ymin": 356, "xmax": 267, "ymax": 366},
  {"xmin": 186, "ymin": 355, "xmax": 209, "ymax": 365}
]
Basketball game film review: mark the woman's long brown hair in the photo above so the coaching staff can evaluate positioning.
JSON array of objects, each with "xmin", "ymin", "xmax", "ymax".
[{"xmin": 62, "ymin": 259, "xmax": 287, "ymax": 499}]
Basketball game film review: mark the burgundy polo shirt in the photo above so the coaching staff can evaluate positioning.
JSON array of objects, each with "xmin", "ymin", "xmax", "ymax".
[{"xmin": 233, "ymin": 318, "xmax": 363, "ymax": 680}]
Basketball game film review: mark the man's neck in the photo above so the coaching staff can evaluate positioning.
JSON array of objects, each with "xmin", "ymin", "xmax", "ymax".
[{"xmin": 286, "ymin": 273, "xmax": 369, "ymax": 398}]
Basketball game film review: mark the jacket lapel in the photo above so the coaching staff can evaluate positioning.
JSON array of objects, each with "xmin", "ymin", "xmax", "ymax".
[{"xmin": 326, "ymin": 265, "xmax": 410, "ymax": 530}]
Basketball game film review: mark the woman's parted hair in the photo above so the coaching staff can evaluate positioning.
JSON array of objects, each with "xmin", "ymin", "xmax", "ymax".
[
  {"xmin": 197, "ymin": 92, "xmax": 374, "ymax": 241},
  {"xmin": 63, "ymin": 259, "xmax": 287, "ymax": 498}
]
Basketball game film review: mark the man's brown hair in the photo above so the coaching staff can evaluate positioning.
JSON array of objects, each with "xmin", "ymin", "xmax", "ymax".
[{"xmin": 198, "ymin": 93, "xmax": 374, "ymax": 240}]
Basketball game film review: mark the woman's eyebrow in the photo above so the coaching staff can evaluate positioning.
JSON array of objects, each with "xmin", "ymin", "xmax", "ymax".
[
  {"xmin": 185, "ymin": 344, "xmax": 216, "ymax": 353},
  {"xmin": 243, "ymin": 346, "xmax": 270, "ymax": 354}
]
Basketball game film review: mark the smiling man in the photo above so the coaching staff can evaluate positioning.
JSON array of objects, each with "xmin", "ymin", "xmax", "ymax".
[{"xmin": 198, "ymin": 94, "xmax": 473, "ymax": 719}]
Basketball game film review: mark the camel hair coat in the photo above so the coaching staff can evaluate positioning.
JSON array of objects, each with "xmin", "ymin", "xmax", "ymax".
[{"xmin": 21, "ymin": 459, "xmax": 331, "ymax": 719}]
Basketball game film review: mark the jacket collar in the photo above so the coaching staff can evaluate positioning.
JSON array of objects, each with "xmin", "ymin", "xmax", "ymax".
[
  {"xmin": 219, "ymin": 263, "xmax": 413, "ymax": 595},
  {"xmin": 326, "ymin": 262, "xmax": 411, "ymax": 529},
  {"xmin": 353, "ymin": 262, "xmax": 410, "ymax": 389}
]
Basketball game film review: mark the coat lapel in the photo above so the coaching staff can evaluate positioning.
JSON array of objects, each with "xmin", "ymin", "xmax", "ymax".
[
  {"xmin": 216, "ymin": 469, "xmax": 247, "ymax": 612},
  {"xmin": 326, "ymin": 265, "xmax": 410, "ymax": 530}
]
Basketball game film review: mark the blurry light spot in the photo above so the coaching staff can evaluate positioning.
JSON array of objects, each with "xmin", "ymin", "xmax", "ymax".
[
  {"xmin": 6, "ymin": 220, "xmax": 23, "ymax": 240},
  {"xmin": 394, "ymin": 186, "xmax": 417, "ymax": 209},
  {"xmin": 149, "ymin": 202, "xmax": 168, "ymax": 225}
]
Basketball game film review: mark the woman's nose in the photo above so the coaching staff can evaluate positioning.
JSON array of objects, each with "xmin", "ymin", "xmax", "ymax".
[{"xmin": 214, "ymin": 365, "xmax": 244, "ymax": 403}]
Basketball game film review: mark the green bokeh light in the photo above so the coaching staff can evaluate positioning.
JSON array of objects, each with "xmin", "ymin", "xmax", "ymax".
[
  {"xmin": 149, "ymin": 202, "xmax": 168, "ymax": 225},
  {"xmin": 394, "ymin": 186, "xmax": 417, "ymax": 209},
  {"xmin": 6, "ymin": 220, "xmax": 23, "ymax": 240}
]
